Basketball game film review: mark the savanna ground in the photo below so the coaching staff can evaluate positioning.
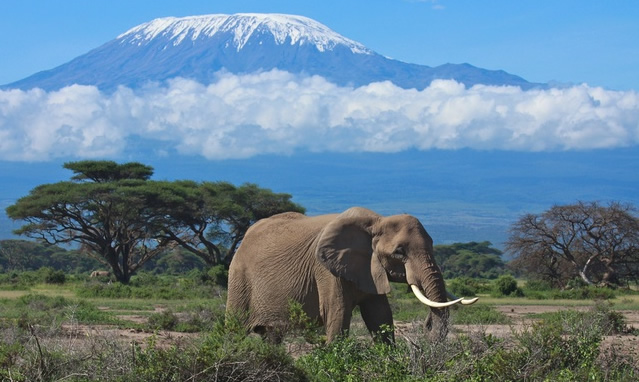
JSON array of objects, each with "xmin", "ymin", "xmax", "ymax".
[{"xmin": 1, "ymin": 273, "xmax": 638, "ymax": 381}]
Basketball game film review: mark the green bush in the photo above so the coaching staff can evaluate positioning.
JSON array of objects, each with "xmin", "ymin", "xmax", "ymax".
[
  {"xmin": 173, "ymin": 301, "xmax": 227, "ymax": 332},
  {"xmin": 401, "ymin": 305, "xmax": 637, "ymax": 381},
  {"xmin": 535, "ymin": 302, "xmax": 630, "ymax": 336},
  {"xmin": 208, "ymin": 264, "xmax": 229, "ymax": 287},
  {"xmin": 0, "ymin": 340, "xmax": 23, "ymax": 378},
  {"xmin": 0, "ymin": 268, "xmax": 69, "ymax": 288},
  {"xmin": 551, "ymin": 285, "xmax": 616, "ymax": 300},
  {"xmin": 44, "ymin": 268, "xmax": 66, "ymax": 284},
  {"xmin": 296, "ymin": 336, "xmax": 408, "ymax": 381},
  {"xmin": 493, "ymin": 275, "xmax": 524, "ymax": 297},
  {"xmin": 193, "ymin": 317, "xmax": 305, "ymax": 381},
  {"xmin": 448, "ymin": 277, "xmax": 478, "ymax": 297},
  {"xmin": 147, "ymin": 310, "xmax": 179, "ymax": 331}
]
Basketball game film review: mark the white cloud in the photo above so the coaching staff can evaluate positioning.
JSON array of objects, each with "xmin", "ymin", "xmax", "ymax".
[{"xmin": 0, "ymin": 70, "xmax": 638, "ymax": 161}]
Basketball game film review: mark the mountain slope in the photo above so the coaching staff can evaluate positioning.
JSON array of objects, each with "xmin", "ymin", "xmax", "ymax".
[{"xmin": 3, "ymin": 13, "xmax": 538, "ymax": 91}]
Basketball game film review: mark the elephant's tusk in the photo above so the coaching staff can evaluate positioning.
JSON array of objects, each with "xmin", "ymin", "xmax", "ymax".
[
  {"xmin": 411, "ymin": 285, "xmax": 462, "ymax": 308},
  {"xmin": 460, "ymin": 297, "xmax": 479, "ymax": 305},
  {"xmin": 447, "ymin": 291, "xmax": 479, "ymax": 305}
]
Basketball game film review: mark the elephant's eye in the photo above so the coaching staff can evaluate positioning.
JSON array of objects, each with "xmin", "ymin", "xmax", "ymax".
[{"xmin": 391, "ymin": 246, "xmax": 406, "ymax": 260}]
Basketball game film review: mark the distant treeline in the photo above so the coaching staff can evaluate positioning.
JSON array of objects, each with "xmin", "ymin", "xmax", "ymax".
[
  {"xmin": 1, "ymin": 239, "xmax": 507, "ymax": 279},
  {"xmin": 434, "ymin": 241, "xmax": 506, "ymax": 279}
]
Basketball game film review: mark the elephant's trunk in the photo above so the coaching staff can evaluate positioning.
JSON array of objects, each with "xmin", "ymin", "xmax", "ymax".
[
  {"xmin": 411, "ymin": 265, "xmax": 450, "ymax": 341},
  {"xmin": 425, "ymin": 306, "xmax": 450, "ymax": 342}
]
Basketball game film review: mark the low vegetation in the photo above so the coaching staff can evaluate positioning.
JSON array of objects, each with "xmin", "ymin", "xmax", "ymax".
[{"xmin": 0, "ymin": 270, "xmax": 637, "ymax": 381}]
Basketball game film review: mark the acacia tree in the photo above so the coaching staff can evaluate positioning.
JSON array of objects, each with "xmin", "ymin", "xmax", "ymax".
[
  {"xmin": 507, "ymin": 201, "xmax": 639, "ymax": 287},
  {"xmin": 156, "ymin": 181, "xmax": 305, "ymax": 266},
  {"xmin": 434, "ymin": 241, "xmax": 506, "ymax": 279},
  {"xmin": 6, "ymin": 161, "xmax": 173, "ymax": 283}
]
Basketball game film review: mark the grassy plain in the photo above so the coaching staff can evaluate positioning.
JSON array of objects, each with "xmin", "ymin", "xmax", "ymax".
[{"xmin": 1, "ymin": 276, "xmax": 638, "ymax": 381}]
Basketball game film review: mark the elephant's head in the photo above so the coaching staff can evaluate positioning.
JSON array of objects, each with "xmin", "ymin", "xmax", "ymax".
[{"xmin": 316, "ymin": 207, "xmax": 476, "ymax": 341}]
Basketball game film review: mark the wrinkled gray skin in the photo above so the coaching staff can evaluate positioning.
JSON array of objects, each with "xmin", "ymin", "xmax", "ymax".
[{"xmin": 226, "ymin": 207, "xmax": 450, "ymax": 343}]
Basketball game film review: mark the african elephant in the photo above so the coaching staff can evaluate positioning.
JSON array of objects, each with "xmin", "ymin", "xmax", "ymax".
[
  {"xmin": 90, "ymin": 270, "xmax": 111, "ymax": 278},
  {"xmin": 226, "ymin": 207, "xmax": 476, "ymax": 343}
]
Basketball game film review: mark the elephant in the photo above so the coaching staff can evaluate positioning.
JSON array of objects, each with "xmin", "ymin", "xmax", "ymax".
[
  {"xmin": 90, "ymin": 270, "xmax": 111, "ymax": 278},
  {"xmin": 226, "ymin": 207, "xmax": 477, "ymax": 344}
]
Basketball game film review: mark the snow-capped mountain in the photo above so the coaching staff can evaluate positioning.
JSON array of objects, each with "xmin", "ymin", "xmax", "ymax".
[
  {"xmin": 120, "ymin": 14, "xmax": 372, "ymax": 54},
  {"xmin": 3, "ymin": 13, "xmax": 538, "ymax": 91}
]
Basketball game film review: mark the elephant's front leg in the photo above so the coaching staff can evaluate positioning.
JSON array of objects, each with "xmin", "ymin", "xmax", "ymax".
[
  {"xmin": 322, "ymin": 302, "xmax": 354, "ymax": 343},
  {"xmin": 318, "ymin": 282, "xmax": 356, "ymax": 343},
  {"xmin": 359, "ymin": 294, "xmax": 394, "ymax": 343}
]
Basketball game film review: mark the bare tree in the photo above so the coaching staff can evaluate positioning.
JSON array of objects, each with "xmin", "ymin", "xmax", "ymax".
[{"xmin": 507, "ymin": 201, "xmax": 639, "ymax": 287}]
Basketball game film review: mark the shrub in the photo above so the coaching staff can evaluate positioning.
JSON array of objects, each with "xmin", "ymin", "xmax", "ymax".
[
  {"xmin": 296, "ymin": 336, "xmax": 408, "ymax": 381},
  {"xmin": 44, "ymin": 268, "xmax": 66, "ymax": 284},
  {"xmin": 448, "ymin": 277, "xmax": 478, "ymax": 297},
  {"xmin": 194, "ymin": 316, "xmax": 305, "ymax": 381},
  {"xmin": 398, "ymin": 304, "xmax": 638, "ymax": 381},
  {"xmin": 173, "ymin": 302, "xmax": 227, "ymax": 332},
  {"xmin": 493, "ymin": 275, "xmax": 524, "ymax": 297},
  {"xmin": 551, "ymin": 285, "xmax": 616, "ymax": 300},
  {"xmin": 208, "ymin": 265, "xmax": 229, "ymax": 287},
  {"xmin": 536, "ymin": 302, "xmax": 630, "ymax": 336},
  {"xmin": 147, "ymin": 310, "xmax": 179, "ymax": 331},
  {"xmin": 287, "ymin": 301, "xmax": 324, "ymax": 344}
]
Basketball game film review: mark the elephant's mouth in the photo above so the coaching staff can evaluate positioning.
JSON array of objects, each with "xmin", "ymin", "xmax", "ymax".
[
  {"xmin": 382, "ymin": 257, "xmax": 407, "ymax": 282},
  {"xmin": 387, "ymin": 268, "xmax": 406, "ymax": 280}
]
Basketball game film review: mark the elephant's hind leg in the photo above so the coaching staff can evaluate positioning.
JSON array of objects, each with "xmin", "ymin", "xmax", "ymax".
[{"xmin": 226, "ymin": 268, "xmax": 253, "ymax": 330}]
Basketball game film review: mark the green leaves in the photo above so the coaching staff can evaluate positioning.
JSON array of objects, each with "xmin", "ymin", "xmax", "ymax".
[
  {"xmin": 158, "ymin": 181, "xmax": 305, "ymax": 266},
  {"xmin": 434, "ymin": 241, "xmax": 507, "ymax": 279},
  {"xmin": 63, "ymin": 160, "xmax": 153, "ymax": 182}
]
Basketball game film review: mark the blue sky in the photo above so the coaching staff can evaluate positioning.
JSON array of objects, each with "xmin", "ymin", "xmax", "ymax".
[{"xmin": 1, "ymin": 0, "xmax": 638, "ymax": 90}]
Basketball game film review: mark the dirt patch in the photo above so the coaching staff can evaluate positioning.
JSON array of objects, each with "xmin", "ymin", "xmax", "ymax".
[
  {"xmin": 49, "ymin": 303, "xmax": 639, "ymax": 358},
  {"xmin": 58, "ymin": 305, "xmax": 198, "ymax": 348},
  {"xmin": 59, "ymin": 323, "xmax": 199, "ymax": 349}
]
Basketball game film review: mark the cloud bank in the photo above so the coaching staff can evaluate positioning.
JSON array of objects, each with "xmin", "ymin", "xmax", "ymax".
[{"xmin": 1, "ymin": 70, "xmax": 638, "ymax": 161}]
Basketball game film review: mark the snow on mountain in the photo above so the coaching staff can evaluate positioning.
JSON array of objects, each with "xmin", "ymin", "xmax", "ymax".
[
  {"xmin": 2, "ymin": 13, "xmax": 539, "ymax": 91},
  {"xmin": 118, "ymin": 13, "xmax": 372, "ymax": 54}
]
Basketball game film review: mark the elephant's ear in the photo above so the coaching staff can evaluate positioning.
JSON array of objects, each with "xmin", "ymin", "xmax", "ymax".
[{"xmin": 316, "ymin": 215, "xmax": 390, "ymax": 295}]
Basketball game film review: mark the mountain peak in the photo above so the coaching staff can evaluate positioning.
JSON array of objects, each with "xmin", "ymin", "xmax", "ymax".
[
  {"xmin": 117, "ymin": 13, "xmax": 372, "ymax": 54},
  {"xmin": 2, "ymin": 13, "xmax": 538, "ymax": 91}
]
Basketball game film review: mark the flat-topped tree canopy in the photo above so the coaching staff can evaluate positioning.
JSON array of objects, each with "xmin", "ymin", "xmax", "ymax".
[{"xmin": 64, "ymin": 160, "xmax": 154, "ymax": 183}]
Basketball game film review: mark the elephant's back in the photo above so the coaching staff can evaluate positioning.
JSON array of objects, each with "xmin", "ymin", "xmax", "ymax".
[
  {"xmin": 227, "ymin": 212, "xmax": 338, "ymax": 327},
  {"xmin": 239, "ymin": 212, "xmax": 337, "ymax": 257}
]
